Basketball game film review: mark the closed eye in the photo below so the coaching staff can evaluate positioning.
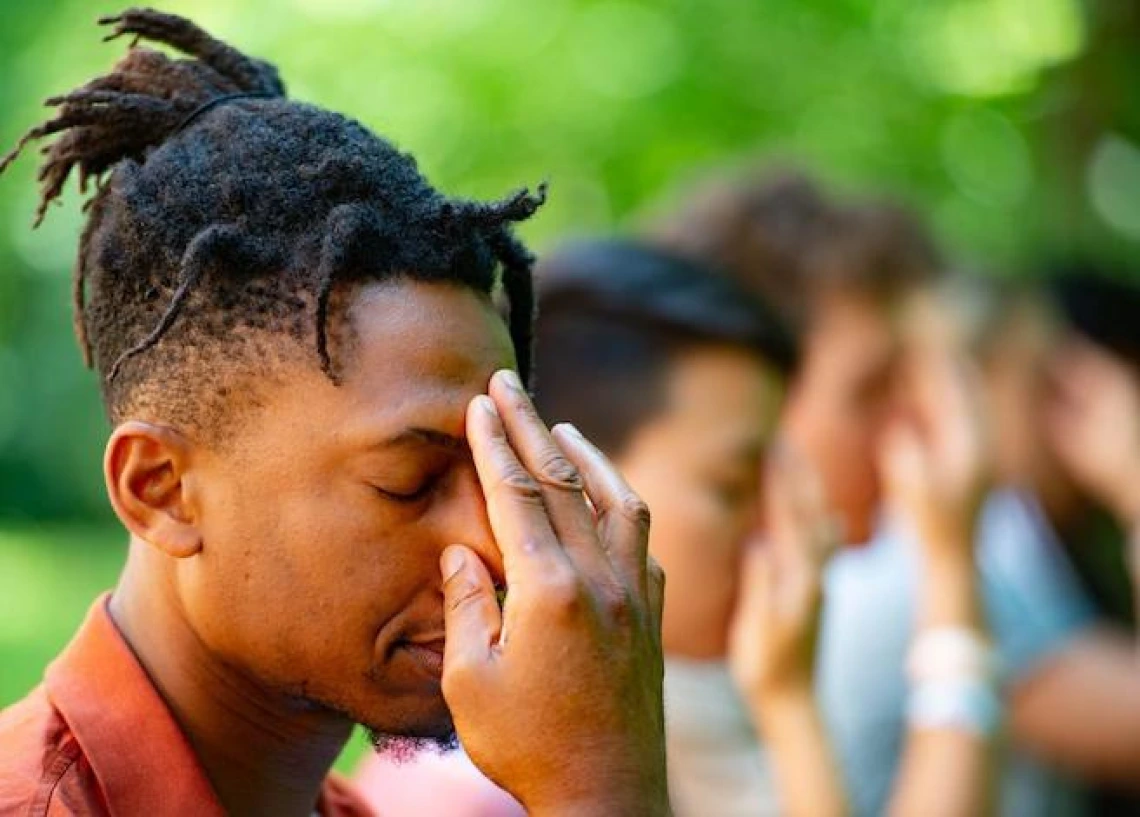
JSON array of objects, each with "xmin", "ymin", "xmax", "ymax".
[{"xmin": 373, "ymin": 475, "xmax": 439, "ymax": 504}]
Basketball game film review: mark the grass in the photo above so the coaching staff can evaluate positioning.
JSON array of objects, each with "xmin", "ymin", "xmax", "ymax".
[{"xmin": 0, "ymin": 523, "xmax": 370, "ymax": 773}]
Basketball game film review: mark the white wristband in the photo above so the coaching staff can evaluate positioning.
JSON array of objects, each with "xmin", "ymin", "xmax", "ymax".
[
  {"xmin": 906, "ymin": 627, "xmax": 998, "ymax": 684},
  {"xmin": 907, "ymin": 678, "xmax": 1002, "ymax": 737}
]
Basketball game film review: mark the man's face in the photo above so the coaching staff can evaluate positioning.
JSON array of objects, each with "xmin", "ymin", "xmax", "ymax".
[
  {"xmin": 781, "ymin": 289, "xmax": 901, "ymax": 545},
  {"xmin": 175, "ymin": 280, "xmax": 512, "ymax": 740},
  {"xmin": 615, "ymin": 344, "xmax": 783, "ymax": 659}
]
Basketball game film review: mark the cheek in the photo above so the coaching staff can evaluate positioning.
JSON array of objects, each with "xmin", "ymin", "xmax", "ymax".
[{"xmin": 183, "ymin": 465, "xmax": 434, "ymax": 669}]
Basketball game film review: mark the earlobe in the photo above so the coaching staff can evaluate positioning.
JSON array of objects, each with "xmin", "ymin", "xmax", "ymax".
[{"xmin": 105, "ymin": 420, "xmax": 203, "ymax": 559}]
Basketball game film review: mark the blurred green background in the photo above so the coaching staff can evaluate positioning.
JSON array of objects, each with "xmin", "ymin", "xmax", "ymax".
[{"xmin": 1, "ymin": 0, "xmax": 1138, "ymax": 767}]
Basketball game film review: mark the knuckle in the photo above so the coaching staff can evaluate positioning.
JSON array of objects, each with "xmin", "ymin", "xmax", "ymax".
[
  {"xmin": 535, "ymin": 450, "xmax": 583, "ymax": 491},
  {"xmin": 618, "ymin": 492, "xmax": 652, "ymax": 530},
  {"xmin": 542, "ymin": 571, "xmax": 585, "ymax": 616},
  {"xmin": 647, "ymin": 555, "xmax": 666, "ymax": 587},
  {"xmin": 490, "ymin": 465, "xmax": 545, "ymax": 504},
  {"xmin": 443, "ymin": 573, "xmax": 484, "ymax": 613},
  {"xmin": 598, "ymin": 586, "xmax": 634, "ymax": 625}
]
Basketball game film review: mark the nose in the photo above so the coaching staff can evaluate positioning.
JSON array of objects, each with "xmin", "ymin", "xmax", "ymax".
[{"xmin": 435, "ymin": 462, "xmax": 505, "ymax": 587}]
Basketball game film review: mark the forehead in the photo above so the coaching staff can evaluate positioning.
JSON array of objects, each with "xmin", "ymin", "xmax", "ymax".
[
  {"xmin": 338, "ymin": 280, "xmax": 515, "ymax": 424},
  {"xmin": 225, "ymin": 279, "xmax": 514, "ymax": 454},
  {"xmin": 654, "ymin": 344, "xmax": 782, "ymax": 455}
]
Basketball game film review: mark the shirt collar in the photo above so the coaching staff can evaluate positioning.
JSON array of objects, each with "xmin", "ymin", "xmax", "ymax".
[{"xmin": 44, "ymin": 593, "xmax": 226, "ymax": 817}]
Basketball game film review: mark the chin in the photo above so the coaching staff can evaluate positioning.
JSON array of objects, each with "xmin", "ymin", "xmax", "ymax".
[
  {"xmin": 353, "ymin": 680, "xmax": 455, "ymax": 743},
  {"xmin": 361, "ymin": 698, "xmax": 457, "ymax": 760}
]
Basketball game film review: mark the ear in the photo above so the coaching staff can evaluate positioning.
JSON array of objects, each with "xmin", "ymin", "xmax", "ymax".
[{"xmin": 104, "ymin": 421, "xmax": 202, "ymax": 559}]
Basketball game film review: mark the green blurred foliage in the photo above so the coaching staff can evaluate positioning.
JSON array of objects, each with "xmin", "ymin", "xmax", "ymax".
[{"xmin": 0, "ymin": 0, "xmax": 1138, "ymax": 521}]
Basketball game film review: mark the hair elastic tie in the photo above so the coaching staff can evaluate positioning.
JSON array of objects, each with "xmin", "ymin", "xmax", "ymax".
[{"xmin": 173, "ymin": 91, "xmax": 274, "ymax": 135}]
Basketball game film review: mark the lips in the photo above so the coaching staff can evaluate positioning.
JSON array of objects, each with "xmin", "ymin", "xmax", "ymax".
[{"xmin": 399, "ymin": 637, "xmax": 446, "ymax": 677}]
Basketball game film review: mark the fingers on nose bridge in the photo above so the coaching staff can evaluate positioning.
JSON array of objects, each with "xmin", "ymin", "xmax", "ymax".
[{"xmin": 439, "ymin": 465, "xmax": 504, "ymax": 585}]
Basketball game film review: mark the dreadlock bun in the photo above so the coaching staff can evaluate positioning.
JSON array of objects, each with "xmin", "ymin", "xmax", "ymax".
[{"xmin": 0, "ymin": 8, "xmax": 543, "ymax": 433}]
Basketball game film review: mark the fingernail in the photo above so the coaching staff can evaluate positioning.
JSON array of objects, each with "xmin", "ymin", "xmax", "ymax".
[
  {"xmin": 497, "ymin": 369, "xmax": 524, "ymax": 393},
  {"xmin": 441, "ymin": 546, "xmax": 466, "ymax": 581},
  {"xmin": 474, "ymin": 394, "xmax": 498, "ymax": 418},
  {"xmin": 554, "ymin": 422, "xmax": 583, "ymax": 440}
]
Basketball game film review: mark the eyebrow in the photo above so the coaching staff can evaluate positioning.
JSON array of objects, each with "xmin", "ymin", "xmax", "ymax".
[{"xmin": 380, "ymin": 427, "xmax": 469, "ymax": 454}]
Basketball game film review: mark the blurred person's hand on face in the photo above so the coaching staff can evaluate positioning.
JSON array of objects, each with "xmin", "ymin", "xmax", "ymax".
[
  {"xmin": 1044, "ymin": 338, "xmax": 1140, "ymax": 528},
  {"xmin": 728, "ymin": 442, "xmax": 839, "ymax": 703},
  {"xmin": 727, "ymin": 442, "xmax": 849, "ymax": 817},
  {"xmin": 881, "ymin": 295, "xmax": 990, "ymax": 555}
]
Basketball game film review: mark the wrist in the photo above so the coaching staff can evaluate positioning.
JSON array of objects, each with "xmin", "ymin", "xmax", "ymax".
[
  {"xmin": 532, "ymin": 791, "xmax": 671, "ymax": 817},
  {"xmin": 525, "ymin": 758, "xmax": 671, "ymax": 817},
  {"xmin": 752, "ymin": 685, "xmax": 820, "ymax": 733},
  {"xmin": 742, "ymin": 671, "xmax": 815, "ymax": 716},
  {"xmin": 919, "ymin": 555, "xmax": 981, "ymax": 629},
  {"xmin": 922, "ymin": 544, "xmax": 976, "ymax": 579}
]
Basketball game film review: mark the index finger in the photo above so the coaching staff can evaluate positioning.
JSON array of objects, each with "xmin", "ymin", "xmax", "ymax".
[{"xmin": 467, "ymin": 394, "xmax": 572, "ymax": 587}]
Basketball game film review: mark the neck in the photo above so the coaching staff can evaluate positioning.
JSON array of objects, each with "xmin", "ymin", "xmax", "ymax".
[{"xmin": 111, "ymin": 546, "xmax": 354, "ymax": 817}]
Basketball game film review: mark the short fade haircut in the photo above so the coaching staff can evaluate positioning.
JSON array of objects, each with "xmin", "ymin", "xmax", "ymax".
[
  {"xmin": 650, "ymin": 170, "xmax": 943, "ymax": 333},
  {"xmin": 533, "ymin": 238, "xmax": 796, "ymax": 456},
  {"xmin": 0, "ymin": 8, "xmax": 543, "ymax": 436}
]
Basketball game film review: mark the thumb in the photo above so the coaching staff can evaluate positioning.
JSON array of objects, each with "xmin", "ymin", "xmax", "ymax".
[{"xmin": 441, "ymin": 545, "xmax": 501, "ymax": 676}]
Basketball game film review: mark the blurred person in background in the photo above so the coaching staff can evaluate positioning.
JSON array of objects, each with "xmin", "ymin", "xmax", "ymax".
[
  {"xmin": 1042, "ymin": 268, "xmax": 1140, "ymax": 629},
  {"xmin": 533, "ymin": 240, "xmax": 795, "ymax": 815},
  {"xmin": 654, "ymin": 171, "xmax": 1140, "ymax": 815},
  {"xmin": 533, "ymin": 239, "xmax": 998, "ymax": 817},
  {"xmin": 910, "ymin": 271, "xmax": 1140, "ymax": 815},
  {"xmin": 1043, "ymin": 270, "xmax": 1140, "ymax": 619},
  {"xmin": 652, "ymin": 172, "xmax": 941, "ymax": 548}
]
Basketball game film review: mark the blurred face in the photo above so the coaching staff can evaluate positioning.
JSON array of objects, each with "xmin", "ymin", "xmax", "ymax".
[
  {"xmin": 615, "ymin": 344, "xmax": 783, "ymax": 659},
  {"xmin": 781, "ymin": 289, "xmax": 901, "ymax": 544},
  {"xmin": 177, "ymin": 281, "xmax": 511, "ymax": 740}
]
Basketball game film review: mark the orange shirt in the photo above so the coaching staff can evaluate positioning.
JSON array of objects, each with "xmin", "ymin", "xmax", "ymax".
[{"xmin": 0, "ymin": 595, "xmax": 375, "ymax": 816}]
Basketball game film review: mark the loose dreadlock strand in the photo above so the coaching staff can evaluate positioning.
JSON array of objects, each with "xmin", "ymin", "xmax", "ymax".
[
  {"xmin": 314, "ymin": 263, "xmax": 339, "ymax": 382},
  {"xmin": 106, "ymin": 263, "xmax": 201, "ymax": 383},
  {"xmin": 312, "ymin": 203, "xmax": 389, "ymax": 382},
  {"xmin": 1, "ymin": 8, "xmax": 288, "ymax": 226},
  {"xmin": 106, "ymin": 223, "xmax": 240, "ymax": 382},
  {"xmin": 72, "ymin": 189, "xmax": 117, "ymax": 369},
  {"xmin": 99, "ymin": 9, "xmax": 285, "ymax": 95},
  {"xmin": 456, "ymin": 183, "xmax": 548, "ymax": 231},
  {"xmin": 488, "ymin": 227, "xmax": 537, "ymax": 386}
]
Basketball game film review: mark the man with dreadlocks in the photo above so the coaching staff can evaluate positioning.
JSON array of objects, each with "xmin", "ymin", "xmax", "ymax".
[{"xmin": 0, "ymin": 9, "xmax": 668, "ymax": 817}]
